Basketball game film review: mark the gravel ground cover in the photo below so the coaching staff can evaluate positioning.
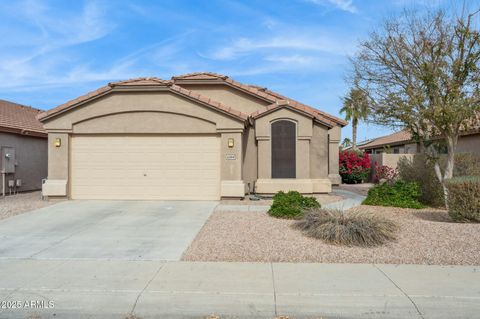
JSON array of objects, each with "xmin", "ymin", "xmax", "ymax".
[
  {"xmin": 183, "ymin": 205, "xmax": 480, "ymax": 265},
  {"xmin": 0, "ymin": 191, "xmax": 54, "ymax": 220},
  {"xmin": 221, "ymin": 193, "xmax": 344, "ymax": 206}
]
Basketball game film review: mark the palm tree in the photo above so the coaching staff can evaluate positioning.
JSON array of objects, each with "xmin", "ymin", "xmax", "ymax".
[
  {"xmin": 340, "ymin": 88, "xmax": 369, "ymax": 149},
  {"xmin": 341, "ymin": 138, "xmax": 352, "ymax": 149}
]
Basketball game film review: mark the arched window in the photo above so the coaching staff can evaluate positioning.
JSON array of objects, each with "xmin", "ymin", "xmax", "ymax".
[{"xmin": 271, "ymin": 120, "xmax": 296, "ymax": 178}]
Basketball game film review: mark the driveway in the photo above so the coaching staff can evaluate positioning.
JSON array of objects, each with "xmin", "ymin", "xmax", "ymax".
[{"xmin": 0, "ymin": 200, "xmax": 217, "ymax": 261}]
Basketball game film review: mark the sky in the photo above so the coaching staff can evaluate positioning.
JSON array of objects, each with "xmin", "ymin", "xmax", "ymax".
[{"xmin": 0, "ymin": 0, "xmax": 475, "ymax": 142}]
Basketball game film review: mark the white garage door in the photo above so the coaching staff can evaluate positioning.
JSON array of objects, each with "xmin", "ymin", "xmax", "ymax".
[{"xmin": 71, "ymin": 135, "xmax": 220, "ymax": 200}]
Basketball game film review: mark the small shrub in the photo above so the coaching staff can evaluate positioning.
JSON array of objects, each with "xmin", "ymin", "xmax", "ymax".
[
  {"xmin": 363, "ymin": 180, "xmax": 425, "ymax": 209},
  {"xmin": 397, "ymin": 155, "xmax": 444, "ymax": 207},
  {"xmin": 268, "ymin": 191, "xmax": 320, "ymax": 219},
  {"xmin": 373, "ymin": 162, "xmax": 398, "ymax": 184},
  {"xmin": 398, "ymin": 153, "xmax": 480, "ymax": 207},
  {"xmin": 294, "ymin": 209, "xmax": 398, "ymax": 246},
  {"xmin": 445, "ymin": 176, "xmax": 480, "ymax": 222},
  {"xmin": 453, "ymin": 153, "xmax": 480, "ymax": 176},
  {"xmin": 339, "ymin": 149, "xmax": 371, "ymax": 184}
]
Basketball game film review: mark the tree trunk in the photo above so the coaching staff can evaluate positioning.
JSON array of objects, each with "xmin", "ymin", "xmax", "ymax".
[
  {"xmin": 434, "ymin": 135, "xmax": 457, "ymax": 209},
  {"xmin": 418, "ymin": 139, "xmax": 425, "ymax": 154},
  {"xmin": 352, "ymin": 119, "xmax": 358, "ymax": 149}
]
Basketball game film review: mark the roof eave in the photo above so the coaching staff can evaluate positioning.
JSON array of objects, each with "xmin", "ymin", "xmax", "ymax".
[
  {"xmin": 0, "ymin": 126, "xmax": 47, "ymax": 138},
  {"xmin": 37, "ymin": 88, "xmax": 113, "ymax": 122},
  {"xmin": 38, "ymin": 84, "xmax": 248, "ymax": 124},
  {"xmin": 360, "ymin": 140, "xmax": 413, "ymax": 150},
  {"xmin": 252, "ymin": 104, "xmax": 334, "ymax": 128}
]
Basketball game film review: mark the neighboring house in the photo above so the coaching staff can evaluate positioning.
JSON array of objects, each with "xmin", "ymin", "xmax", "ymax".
[
  {"xmin": 359, "ymin": 129, "xmax": 480, "ymax": 154},
  {"xmin": 0, "ymin": 99, "xmax": 47, "ymax": 194},
  {"xmin": 359, "ymin": 130, "xmax": 419, "ymax": 154},
  {"xmin": 38, "ymin": 72, "xmax": 347, "ymax": 200},
  {"xmin": 357, "ymin": 128, "xmax": 480, "ymax": 176}
]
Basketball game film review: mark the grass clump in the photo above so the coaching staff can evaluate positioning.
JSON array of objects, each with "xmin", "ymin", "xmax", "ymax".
[
  {"xmin": 295, "ymin": 208, "xmax": 398, "ymax": 247},
  {"xmin": 445, "ymin": 176, "xmax": 480, "ymax": 222},
  {"xmin": 363, "ymin": 180, "xmax": 425, "ymax": 209},
  {"xmin": 268, "ymin": 191, "xmax": 320, "ymax": 219}
]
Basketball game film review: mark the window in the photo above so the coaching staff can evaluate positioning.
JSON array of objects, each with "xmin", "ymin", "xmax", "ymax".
[{"xmin": 271, "ymin": 120, "xmax": 296, "ymax": 178}]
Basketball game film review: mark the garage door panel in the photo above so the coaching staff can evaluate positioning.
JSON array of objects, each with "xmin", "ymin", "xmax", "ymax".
[
  {"xmin": 71, "ymin": 170, "xmax": 219, "ymax": 180},
  {"xmin": 71, "ymin": 187, "xmax": 219, "ymax": 200},
  {"xmin": 71, "ymin": 135, "xmax": 220, "ymax": 200}
]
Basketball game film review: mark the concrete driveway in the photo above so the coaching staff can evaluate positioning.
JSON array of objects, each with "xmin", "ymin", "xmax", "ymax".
[{"xmin": 0, "ymin": 200, "xmax": 217, "ymax": 261}]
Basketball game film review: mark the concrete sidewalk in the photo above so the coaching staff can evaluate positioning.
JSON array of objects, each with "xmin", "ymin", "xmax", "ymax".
[
  {"xmin": 215, "ymin": 189, "xmax": 367, "ymax": 213},
  {"xmin": 0, "ymin": 260, "xmax": 478, "ymax": 319},
  {"xmin": 323, "ymin": 189, "xmax": 367, "ymax": 210}
]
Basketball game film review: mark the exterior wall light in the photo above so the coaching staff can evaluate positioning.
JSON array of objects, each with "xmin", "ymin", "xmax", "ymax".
[
  {"xmin": 54, "ymin": 138, "xmax": 61, "ymax": 147},
  {"xmin": 228, "ymin": 138, "xmax": 234, "ymax": 148}
]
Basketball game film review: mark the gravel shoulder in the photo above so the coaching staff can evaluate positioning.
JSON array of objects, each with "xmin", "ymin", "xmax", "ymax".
[
  {"xmin": 183, "ymin": 205, "xmax": 480, "ymax": 265},
  {"xmin": 0, "ymin": 191, "xmax": 55, "ymax": 220}
]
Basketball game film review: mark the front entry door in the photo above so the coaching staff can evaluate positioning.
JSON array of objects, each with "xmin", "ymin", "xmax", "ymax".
[{"xmin": 271, "ymin": 120, "xmax": 296, "ymax": 178}]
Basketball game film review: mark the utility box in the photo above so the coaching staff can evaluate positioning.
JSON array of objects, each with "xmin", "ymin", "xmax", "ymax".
[{"xmin": 1, "ymin": 147, "xmax": 15, "ymax": 173}]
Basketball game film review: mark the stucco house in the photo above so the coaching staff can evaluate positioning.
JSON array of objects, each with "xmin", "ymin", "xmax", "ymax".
[
  {"xmin": 38, "ymin": 72, "xmax": 346, "ymax": 200},
  {"xmin": 0, "ymin": 99, "xmax": 47, "ymax": 194},
  {"xmin": 359, "ymin": 129, "xmax": 480, "ymax": 154}
]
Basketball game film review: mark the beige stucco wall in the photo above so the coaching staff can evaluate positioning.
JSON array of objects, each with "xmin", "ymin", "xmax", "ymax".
[
  {"xmin": 327, "ymin": 126, "xmax": 341, "ymax": 185},
  {"xmin": 254, "ymin": 108, "xmax": 332, "ymax": 193},
  {"xmin": 0, "ymin": 132, "xmax": 47, "ymax": 192},
  {"xmin": 310, "ymin": 124, "xmax": 329, "ymax": 179},
  {"xmin": 47, "ymin": 132, "xmax": 69, "ymax": 180},
  {"xmin": 180, "ymin": 84, "xmax": 270, "ymax": 115},
  {"xmin": 369, "ymin": 153, "xmax": 415, "ymax": 181},
  {"xmin": 73, "ymin": 112, "xmax": 216, "ymax": 134},
  {"xmin": 457, "ymin": 133, "xmax": 480, "ymax": 154},
  {"xmin": 242, "ymin": 126, "xmax": 257, "ymax": 193},
  {"xmin": 43, "ymin": 92, "xmax": 243, "ymax": 132},
  {"xmin": 255, "ymin": 108, "xmax": 313, "ymax": 179}
]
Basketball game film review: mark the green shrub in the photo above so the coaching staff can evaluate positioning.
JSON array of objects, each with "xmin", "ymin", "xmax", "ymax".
[
  {"xmin": 363, "ymin": 180, "xmax": 425, "ymax": 209},
  {"xmin": 294, "ymin": 209, "xmax": 398, "ymax": 247},
  {"xmin": 268, "ymin": 191, "xmax": 320, "ymax": 219},
  {"xmin": 398, "ymin": 153, "xmax": 480, "ymax": 207},
  {"xmin": 398, "ymin": 154, "xmax": 444, "ymax": 207},
  {"xmin": 445, "ymin": 176, "xmax": 480, "ymax": 222}
]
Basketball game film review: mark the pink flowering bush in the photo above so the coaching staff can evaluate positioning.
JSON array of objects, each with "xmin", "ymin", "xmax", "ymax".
[
  {"xmin": 373, "ymin": 162, "xmax": 398, "ymax": 184},
  {"xmin": 339, "ymin": 150, "xmax": 371, "ymax": 184}
]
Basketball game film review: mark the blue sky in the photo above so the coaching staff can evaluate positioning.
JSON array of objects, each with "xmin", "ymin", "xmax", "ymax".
[{"xmin": 0, "ymin": 0, "xmax": 471, "ymax": 141}]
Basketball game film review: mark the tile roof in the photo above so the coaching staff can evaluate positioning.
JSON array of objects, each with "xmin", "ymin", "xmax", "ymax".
[
  {"xmin": 252, "ymin": 85, "xmax": 348, "ymax": 127},
  {"xmin": 0, "ymin": 99, "xmax": 46, "ymax": 137},
  {"xmin": 172, "ymin": 72, "xmax": 228, "ymax": 80},
  {"xmin": 172, "ymin": 72, "xmax": 347, "ymax": 127},
  {"xmin": 250, "ymin": 100, "xmax": 338, "ymax": 127},
  {"xmin": 110, "ymin": 77, "xmax": 173, "ymax": 86},
  {"xmin": 38, "ymin": 78, "xmax": 248, "ymax": 122},
  {"xmin": 358, "ymin": 130, "xmax": 413, "ymax": 150}
]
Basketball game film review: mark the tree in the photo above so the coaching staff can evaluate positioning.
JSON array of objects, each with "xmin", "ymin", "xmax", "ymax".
[
  {"xmin": 341, "ymin": 137, "xmax": 352, "ymax": 149},
  {"xmin": 352, "ymin": 8, "xmax": 480, "ymax": 205},
  {"xmin": 340, "ymin": 86, "xmax": 369, "ymax": 148}
]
